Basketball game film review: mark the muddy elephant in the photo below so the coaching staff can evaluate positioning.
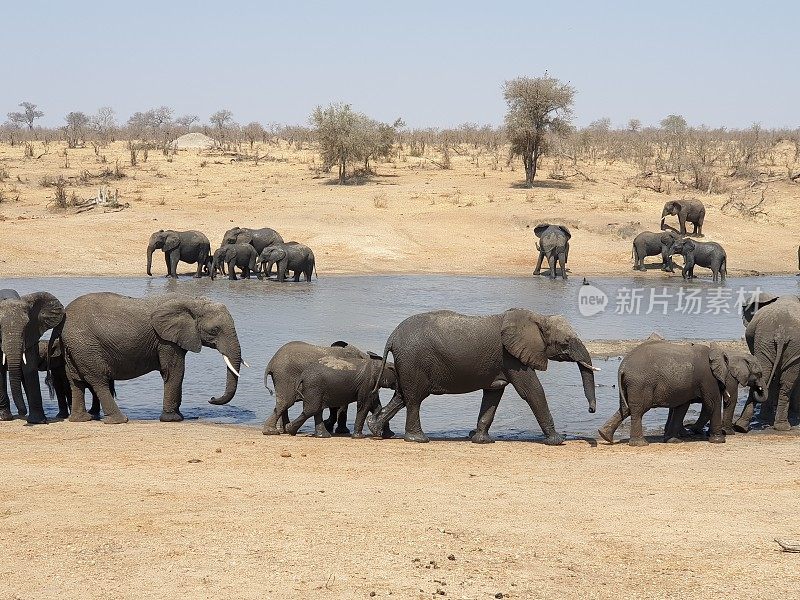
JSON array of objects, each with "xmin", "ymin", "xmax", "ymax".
[
  {"xmin": 533, "ymin": 224, "xmax": 570, "ymax": 279},
  {"xmin": 631, "ymin": 231, "xmax": 679, "ymax": 271},
  {"xmin": 0, "ymin": 289, "xmax": 65, "ymax": 423},
  {"xmin": 367, "ymin": 309, "xmax": 598, "ymax": 444},
  {"xmin": 661, "ymin": 198, "xmax": 705, "ymax": 236},
  {"xmin": 258, "ymin": 243, "xmax": 316, "ymax": 282},
  {"xmin": 598, "ymin": 340, "xmax": 764, "ymax": 445},
  {"xmin": 58, "ymin": 292, "xmax": 243, "ymax": 424},
  {"xmin": 285, "ymin": 355, "xmax": 396, "ymax": 439},
  {"xmin": 221, "ymin": 227, "xmax": 284, "ymax": 254},
  {"xmin": 146, "ymin": 230, "xmax": 211, "ymax": 278},
  {"xmin": 735, "ymin": 295, "xmax": 800, "ymax": 432},
  {"xmin": 672, "ymin": 238, "xmax": 727, "ymax": 282},
  {"xmin": 210, "ymin": 244, "xmax": 258, "ymax": 280},
  {"xmin": 263, "ymin": 341, "xmax": 371, "ymax": 435}
]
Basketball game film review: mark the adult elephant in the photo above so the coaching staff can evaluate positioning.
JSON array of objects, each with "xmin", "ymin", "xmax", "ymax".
[
  {"xmin": 146, "ymin": 230, "xmax": 211, "ymax": 278},
  {"xmin": 367, "ymin": 309, "xmax": 598, "ymax": 444},
  {"xmin": 258, "ymin": 243, "xmax": 316, "ymax": 282},
  {"xmin": 210, "ymin": 244, "xmax": 258, "ymax": 280},
  {"xmin": 661, "ymin": 198, "xmax": 705, "ymax": 236},
  {"xmin": 221, "ymin": 227, "xmax": 284, "ymax": 254},
  {"xmin": 0, "ymin": 289, "xmax": 65, "ymax": 423},
  {"xmin": 598, "ymin": 340, "xmax": 765, "ymax": 445},
  {"xmin": 672, "ymin": 238, "xmax": 727, "ymax": 282},
  {"xmin": 631, "ymin": 231, "xmax": 679, "ymax": 271},
  {"xmin": 262, "ymin": 341, "xmax": 370, "ymax": 435},
  {"xmin": 533, "ymin": 224, "xmax": 571, "ymax": 280},
  {"xmin": 59, "ymin": 292, "xmax": 243, "ymax": 424},
  {"xmin": 734, "ymin": 295, "xmax": 800, "ymax": 432}
]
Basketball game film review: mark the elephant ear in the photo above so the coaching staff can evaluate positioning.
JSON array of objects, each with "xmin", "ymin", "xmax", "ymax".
[
  {"xmin": 708, "ymin": 344, "xmax": 729, "ymax": 387},
  {"xmin": 501, "ymin": 309, "xmax": 548, "ymax": 371},
  {"xmin": 151, "ymin": 299, "xmax": 202, "ymax": 353},
  {"xmin": 727, "ymin": 356, "xmax": 753, "ymax": 388},
  {"xmin": 164, "ymin": 233, "xmax": 180, "ymax": 252},
  {"xmin": 557, "ymin": 225, "xmax": 571, "ymax": 240},
  {"xmin": 22, "ymin": 292, "xmax": 65, "ymax": 337},
  {"xmin": 533, "ymin": 224, "xmax": 550, "ymax": 238},
  {"xmin": 660, "ymin": 232, "xmax": 677, "ymax": 244}
]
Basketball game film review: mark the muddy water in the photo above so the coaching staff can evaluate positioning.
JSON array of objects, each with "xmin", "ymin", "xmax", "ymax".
[{"xmin": 3, "ymin": 275, "xmax": 797, "ymax": 440}]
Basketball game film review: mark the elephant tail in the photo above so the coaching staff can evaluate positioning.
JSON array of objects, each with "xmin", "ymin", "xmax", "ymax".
[
  {"xmin": 630, "ymin": 243, "xmax": 635, "ymax": 260},
  {"xmin": 264, "ymin": 369, "xmax": 274, "ymax": 395},
  {"xmin": 371, "ymin": 340, "xmax": 392, "ymax": 396},
  {"xmin": 721, "ymin": 255, "xmax": 727, "ymax": 278},
  {"xmin": 618, "ymin": 368, "xmax": 629, "ymax": 416},
  {"xmin": 313, "ymin": 260, "xmax": 318, "ymax": 280}
]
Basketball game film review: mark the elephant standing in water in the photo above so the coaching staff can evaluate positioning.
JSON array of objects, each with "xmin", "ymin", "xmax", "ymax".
[
  {"xmin": 598, "ymin": 339, "xmax": 765, "ymax": 446},
  {"xmin": 146, "ymin": 230, "xmax": 211, "ymax": 278},
  {"xmin": 734, "ymin": 295, "xmax": 800, "ymax": 432},
  {"xmin": 367, "ymin": 309, "xmax": 598, "ymax": 444},
  {"xmin": 533, "ymin": 224, "xmax": 571, "ymax": 279},
  {"xmin": 258, "ymin": 243, "xmax": 316, "ymax": 282},
  {"xmin": 0, "ymin": 289, "xmax": 65, "ymax": 423},
  {"xmin": 631, "ymin": 231, "xmax": 679, "ymax": 271},
  {"xmin": 671, "ymin": 238, "xmax": 727, "ymax": 282},
  {"xmin": 221, "ymin": 227, "xmax": 284, "ymax": 253},
  {"xmin": 661, "ymin": 198, "xmax": 705, "ymax": 236},
  {"xmin": 210, "ymin": 244, "xmax": 258, "ymax": 280},
  {"xmin": 58, "ymin": 292, "xmax": 243, "ymax": 424}
]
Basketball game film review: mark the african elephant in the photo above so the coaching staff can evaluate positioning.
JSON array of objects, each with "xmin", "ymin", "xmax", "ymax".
[
  {"xmin": 671, "ymin": 238, "xmax": 727, "ymax": 282},
  {"xmin": 631, "ymin": 231, "xmax": 680, "ymax": 271},
  {"xmin": 0, "ymin": 289, "xmax": 65, "ymax": 424},
  {"xmin": 146, "ymin": 230, "xmax": 211, "ymax": 278},
  {"xmin": 221, "ymin": 227, "xmax": 284, "ymax": 254},
  {"xmin": 285, "ymin": 355, "xmax": 397, "ymax": 439},
  {"xmin": 367, "ymin": 309, "xmax": 598, "ymax": 444},
  {"xmin": 210, "ymin": 244, "xmax": 258, "ymax": 280},
  {"xmin": 258, "ymin": 242, "xmax": 316, "ymax": 282},
  {"xmin": 661, "ymin": 198, "xmax": 706, "ymax": 236},
  {"xmin": 262, "ymin": 341, "xmax": 372, "ymax": 435},
  {"xmin": 689, "ymin": 350, "xmax": 767, "ymax": 436},
  {"xmin": 533, "ymin": 224, "xmax": 570, "ymax": 279},
  {"xmin": 734, "ymin": 295, "xmax": 800, "ymax": 432},
  {"xmin": 58, "ymin": 292, "xmax": 243, "ymax": 424},
  {"xmin": 597, "ymin": 340, "xmax": 763, "ymax": 446}
]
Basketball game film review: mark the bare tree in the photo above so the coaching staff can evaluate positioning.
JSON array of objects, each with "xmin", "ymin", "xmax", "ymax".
[
  {"xmin": 627, "ymin": 118, "xmax": 642, "ymax": 132},
  {"xmin": 64, "ymin": 111, "xmax": 90, "ymax": 148},
  {"xmin": 210, "ymin": 110, "xmax": 234, "ymax": 146},
  {"xmin": 503, "ymin": 75, "xmax": 575, "ymax": 186},
  {"xmin": 7, "ymin": 101, "xmax": 44, "ymax": 130},
  {"xmin": 243, "ymin": 121, "xmax": 264, "ymax": 149},
  {"xmin": 175, "ymin": 114, "xmax": 198, "ymax": 133},
  {"xmin": 91, "ymin": 106, "xmax": 117, "ymax": 144}
]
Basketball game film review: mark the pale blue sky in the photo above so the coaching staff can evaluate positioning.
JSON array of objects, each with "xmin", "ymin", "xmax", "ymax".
[{"xmin": 2, "ymin": 0, "xmax": 797, "ymax": 129}]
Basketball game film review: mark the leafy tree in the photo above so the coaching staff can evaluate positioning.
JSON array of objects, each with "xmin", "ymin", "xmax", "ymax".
[
  {"xmin": 311, "ymin": 103, "xmax": 360, "ymax": 184},
  {"xmin": 64, "ymin": 111, "xmax": 90, "ymax": 148},
  {"xmin": 7, "ymin": 101, "xmax": 44, "ymax": 130},
  {"xmin": 503, "ymin": 75, "xmax": 575, "ymax": 186}
]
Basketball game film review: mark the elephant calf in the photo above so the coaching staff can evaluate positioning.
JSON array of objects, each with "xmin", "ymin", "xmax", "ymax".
[
  {"xmin": 533, "ymin": 223, "xmax": 570, "ymax": 280},
  {"xmin": 672, "ymin": 239, "xmax": 727, "ymax": 282},
  {"xmin": 631, "ymin": 231, "xmax": 679, "ymax": 272},
  {"xmin": 661, "ymin": 198, "xmax": 705, "ymax": 236},
  {"xmin": 285, "ymin": 355, "xmax": 396, "ymax": 438},
  {"xmin": 258, "ymin": 242, "xmax": 316, "ymax": 282},
  {"xmin": 211, "ymin": 244, "xmax": 258, "ymax": 280}
]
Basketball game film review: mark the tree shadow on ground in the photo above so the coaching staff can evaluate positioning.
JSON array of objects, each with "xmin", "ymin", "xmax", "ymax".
[{"xmin": 511, "ymin": 180, "xmax": 574, "ymax": 190}]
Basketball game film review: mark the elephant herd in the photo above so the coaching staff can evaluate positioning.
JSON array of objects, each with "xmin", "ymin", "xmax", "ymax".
[
  {"xmin": 535, "ymin": 198, "xmax": 728, "ymax": 282},
  {"xmin": 146, "ymin": 226, "xmax": 316, "ymax": 282},
  {"xmin": 3, "ymin": 282, "xmax": 796, "ymax": 446}
]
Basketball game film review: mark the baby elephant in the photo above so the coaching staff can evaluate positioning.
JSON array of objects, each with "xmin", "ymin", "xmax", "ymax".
[
  {"xmin": 211, "ymin": 244, "xmax": 258, "ymax": 280},
  {"xmin": 631, "ymin": 231, "xmax": 679, "ymax": 271},
  {"xmin": 285, "ymin": 355, "xmax": 396, "ymax": 438},
  {"xmin": 258, "ymin": 242, "xmax": 316, "ymax": 282},
  {"xmin": 533, "ymin": 223, "xmax": 570, "ymax": 279},
  {"xmin": 598, "ymin": 339, "xmax": 765, "ymax": 446},
  {"xmin": 672, "ymin": 238, "xmax": 727, "ymax": 282}
]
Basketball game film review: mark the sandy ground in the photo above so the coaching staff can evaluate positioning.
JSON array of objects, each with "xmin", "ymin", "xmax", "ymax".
[
  {"xmin": 0, "ymin": 140, "xmax": 798, "ymax": 277},
  {"xmin": 0, "ymin": 420, "xmax": 798, "ymax": 600}
]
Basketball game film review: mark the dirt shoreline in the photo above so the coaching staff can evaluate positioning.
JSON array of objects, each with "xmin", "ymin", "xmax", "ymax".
[{"xmin": 0, "ymin": 419, "xmax": 798, "ymax": 599}]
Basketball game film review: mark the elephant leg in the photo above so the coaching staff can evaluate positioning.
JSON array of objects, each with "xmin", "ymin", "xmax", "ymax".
[
  {"xmin": 403, "ymin": 396, "xmax": 429, "ymax": 443},
  {"xmin": 22, "ymin": 365, "xmax": 47, "ymax": 424},
  {"xmin": 597, "ymin": 405, "xmax": 629, "ymax": 443},
  {"xmin": 471, "ymin": 388, "xmax": 504, "ymax": 444},
  {"xmin": 67, "ymin": 378, "xmax": 93, "ymax": 422},
  {"xmin": 285, "ymin": 410, "xmax": 311, "ymax": 435},
  {"xmin": 626, "ymin": 392, "xmax": 648, "ymax": 446},
  {"xmin": 194, "ymin": 258, "xmax": 203, "ymax": 278},
  {"xmin": 334, "ymin": 405, "xmax": 350, "ymax": 435},
  {"xmin": 168, "ymin": 252, "xmax": 180, "ymax": 279},
  {"xmin": 0, "ymin": 366, "xmax": 12, "ymax": 421},
  {"xmin": 312, "ymin": 411, "xmax": 331, "ymax": 438},
  {"xmin": 228, "ymin": 260, "xmax": 237, "ymax": 280},
  {"xmin": 90, "ymin": 378, "xmax": 127, "ymax": 424},
  {"xmin": 163, "ymin": 251, "xmax": 171, "ymax": 277},
  {"xmin": 159, "ymin": 354, "xmax": 185, "ymax": 422},
  {"xmin": 533, "ymin": 251, "xmax": 545, "ymax": 275},
  {"xmin": 678, "ymin": 214, "xmax": 687, "ymax": 235},
  {"xmin": 507, "ymin": 368, "xmax": 563, "ymax": 445},
  {"xmin": 664, "ymin": 403, "xmax": 690, "ymax": 442},
  {"xmin": 558, "ymin": 251, "xmax": 567, "ymax": 280},
  {"xmin": 548, "ymin": 255, "xmax": 556, "ymax": 279},
  {"xmin": 52, "ymin": 365, "xmax": 71, "ymax": 418},
  {"xmin": 773, "ymin": 364, "xmax": 800, "ymax": 431},
  {"xmin": 367, "ymin": 391, "xmax": 405, "ymax": 438},
  {"xmin": 88, "ymin": 388, "xmax": 101, "ymax": 417}
]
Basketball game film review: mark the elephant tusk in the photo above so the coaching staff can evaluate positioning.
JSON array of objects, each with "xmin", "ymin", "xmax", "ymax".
[
  {"xmin": 1, "ymin": 353, "xmax": 5, "ymax": 366},
  {"xmin": 22, "ymin": 352, "xmax": 26, "ymax": 366},
  {"xmin": 724, "ymin": 390, "xmax": 731, "ymax": 398},
  {"xmin": 223, "ymin": 355, "xmax": 240, "ymax": 378},
  {"xmin": 578, "ymin": 360, "xmax": 600, "ymax": 372},
  {"xmin": 242, "ymin": 359, "xmax": 251, "ymax": 368}
]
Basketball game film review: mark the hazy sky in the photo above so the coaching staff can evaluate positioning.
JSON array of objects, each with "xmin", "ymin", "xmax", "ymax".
[{"xmin": 2, "ymin": 0, "xmax": 797, "ymax": 130}]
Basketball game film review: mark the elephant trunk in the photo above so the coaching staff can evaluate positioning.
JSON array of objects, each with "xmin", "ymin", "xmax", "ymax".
[
  {"xmin": 568, "ymin": 339, "xmax": 597, "ymax": 413},
  {"xmin": 3, "ymin": 334, "xmax": 28, "ymax": 416},
  {"xmin": 208, "ymin": 338, "xmax": 241, "ymax": 405},
  {"xmin": 146, "ymin": 243, "xmax": 156, "ymax": 276}
]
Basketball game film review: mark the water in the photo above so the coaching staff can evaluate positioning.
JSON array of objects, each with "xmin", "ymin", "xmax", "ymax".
[{"xmin": 3, "ymin": 275, "xmax": 797, "ymax": 440}]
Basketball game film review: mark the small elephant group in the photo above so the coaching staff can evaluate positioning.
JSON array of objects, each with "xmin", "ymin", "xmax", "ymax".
[
  {"xmin": 632, "ymin": 230, "xmax": 727, "ymax": 282},
  {"xmin": 146, "ymin": 226, "xmax": 316, "ymax": 282}
]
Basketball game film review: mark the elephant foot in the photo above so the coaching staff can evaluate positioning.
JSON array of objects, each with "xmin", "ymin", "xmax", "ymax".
[
  {"xmin": 628, "ymin": 437, "xmax": 649, "ymax": 447},
  {"xmin": 470, "ymin": 431, "xmax": 495, "ymax": 444},
  {"xmin": 597, "ymin": 427, "xmax": 615, "ymax": 443},
  {"xmin": 351, "ymin": 431, "xmax": 367, "ymax": 439},
  {"xmin": 664, "ymin": 436, "xmax": 683, "ymax": 443},
  {"xmin": 708, "ymin": 434, "xmax": 726, "ymax": 443},
  {"xmin": 733, "ymin": 421, "xmax": 750, "ymax": 433},
  {"xmin": 543, "ymin": 433, "xmax": 565, "ymax": 446},
  {"xmin": 68, "ymin": 411, "xmax": 94, "ymax": 423},
  {"xmin": 404, "ymin": 431, "xmax": 430, "ymax": 443},
  {"xmin": 334, "ymin": 425, "xmax": 351, "ymax": 435},
  {"xmin": 262, "ymin": 425, "xmax": 281, "ymax": 436},
  {"xmin": 722, "ymin": 427, "xmax": 736, "ymax": 435},
  {"xmin": 25, "ymin": 414, "xmax": 48, "ymax": 425},
  {"xmin": 381, "ymin": 426, "xmax": 395, "ymax": 439},
  {"xmin": 55, "ymin": 410, "xmax": 70, "ymax": 419},
  {"xmin": 366, "ymin": 416, "xmax": 381, "ymax": 437},
  {"xmin": 772, "ymin": 421, "xmax": 792, "ymax": 432},
  {"xmin": 159, "ymin": 411, "xmax": 184, "ymax": 422},
  {"xmin": 102, "ymin": 412, "xmax": 129, "ymax": 424},
  {"xmin": 312, "ymin": 428, "xmax": 332, "ymax": 438},
  {"xmin": 0, "ymin": 409, "xmax": 13, "ymax": 421}
]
